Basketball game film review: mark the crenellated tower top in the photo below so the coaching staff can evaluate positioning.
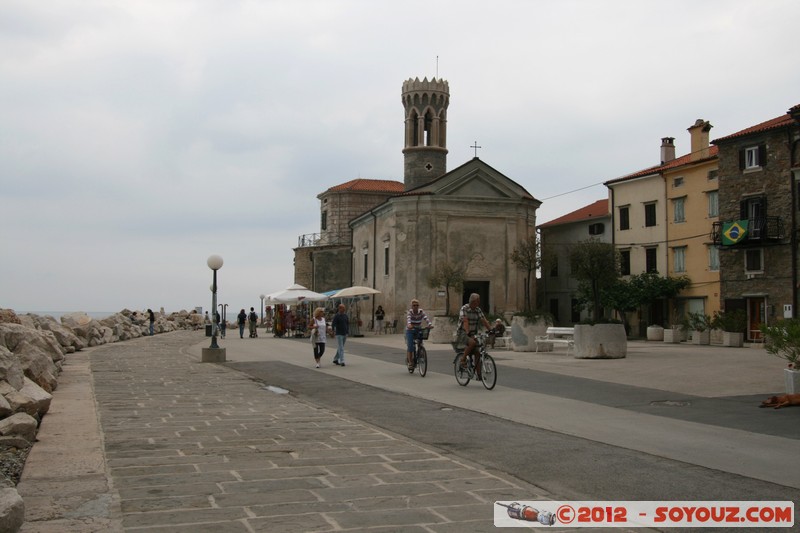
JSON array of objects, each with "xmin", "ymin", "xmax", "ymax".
[{"xmin": 401, "ymin": 77, "xmax": 450, "ymax": 191}]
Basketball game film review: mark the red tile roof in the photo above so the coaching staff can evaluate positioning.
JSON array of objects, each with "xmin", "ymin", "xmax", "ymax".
[
  {"xmin": 712, "ymin": 107, "xmax": 799, "ymax": 143},
  {"xmin": 327, "ymin": 178, "xmax": 404, "ymax": 193},
  {"xmin": 605, "ymin": 146, "xmax": 719, "ymax": 185},
  {"xmin": 539, "ymin": 199, "xmax": 609, "ymax": 228}
]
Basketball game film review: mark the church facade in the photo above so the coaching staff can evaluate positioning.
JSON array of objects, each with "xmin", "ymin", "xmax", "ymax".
[{"xmin": 295, "ymin": 77, "xmax": 541, "ymax": 323}]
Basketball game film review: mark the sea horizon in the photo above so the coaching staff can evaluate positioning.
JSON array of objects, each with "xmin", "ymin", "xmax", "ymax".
[{"xmin": 16, "ymin": 311, "xmax": 117, "ymax": 321}]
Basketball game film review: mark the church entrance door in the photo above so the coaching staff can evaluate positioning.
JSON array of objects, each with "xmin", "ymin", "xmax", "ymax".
[{"xmin": 462, "ymin": 281, "xmax": 490, "ymax": 315}]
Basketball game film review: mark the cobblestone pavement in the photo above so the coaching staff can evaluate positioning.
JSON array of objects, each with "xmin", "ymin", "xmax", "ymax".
[{"xmin": 22, "ymin": 331, "xmax": 581, "ymax": 532}]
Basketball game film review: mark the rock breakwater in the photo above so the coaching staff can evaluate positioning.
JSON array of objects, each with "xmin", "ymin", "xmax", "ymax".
[{"xmin": 0, "ymin": 307, "xmax": 202, "ymax": 532}]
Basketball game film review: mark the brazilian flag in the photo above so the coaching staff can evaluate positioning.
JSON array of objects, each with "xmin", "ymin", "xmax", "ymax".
[{"xmin": 722, "ymin": 220, "xmax": 748, "ymax": 245}]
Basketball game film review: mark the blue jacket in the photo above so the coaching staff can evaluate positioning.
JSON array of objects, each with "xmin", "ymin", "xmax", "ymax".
[{"xmin": 331, "ymin": 312, "xmax": 349, "ymax": 335}]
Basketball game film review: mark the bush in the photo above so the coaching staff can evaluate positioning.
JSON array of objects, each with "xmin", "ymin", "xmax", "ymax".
[
  {"xmin": 760, "ymin": 319, "xmax": 800, "ymax": 369},
  {"xmin": 711, "ymin": 309, "xmax": 746, "ymax": 332},
  {"xmin": 687, "ymin": 312, "xmax": 712, "ymax": 332}
]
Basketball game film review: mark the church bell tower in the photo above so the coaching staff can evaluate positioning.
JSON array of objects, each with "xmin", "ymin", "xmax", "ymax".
[{"xmin": 401, "ymin": 77, "xmax": 449, "ymax": 191}]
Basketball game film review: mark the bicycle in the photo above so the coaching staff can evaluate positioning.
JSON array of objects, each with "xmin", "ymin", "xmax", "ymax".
[
  {"xmin": 408, "ymin": 327, "xmax": 429, "ymax": 377},
  {"xmin": 452, "ymin": 330, "xmax": 497, "ymax": 390}
]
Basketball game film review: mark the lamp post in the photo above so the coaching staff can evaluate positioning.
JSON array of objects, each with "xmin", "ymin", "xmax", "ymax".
[
  {"xmin": 207, "ymin": 255, "xmax": 223, "ymax": 350},
  {"xmin": 259, "ymin": 294, "xmax": 265, "ymax": 324}
]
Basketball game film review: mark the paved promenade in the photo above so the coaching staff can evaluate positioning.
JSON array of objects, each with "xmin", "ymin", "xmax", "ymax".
[{"xmin": 17, "ymin": 329, "xmax": 798, "ymax": 531}]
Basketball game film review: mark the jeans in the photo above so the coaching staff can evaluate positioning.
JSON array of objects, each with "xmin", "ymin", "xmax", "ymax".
[
  {"xmin": 239, "ymin": 324, "xmax": 245, "ymax": 338},
  {"xmin": 149, "ymin": 323, "xmax": 154, "ymax": 336},
  {"xmin": 334, "ymin": 335, "xmax": 347, "ymax": 363}
]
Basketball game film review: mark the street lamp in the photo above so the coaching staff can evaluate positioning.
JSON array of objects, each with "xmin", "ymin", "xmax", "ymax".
[
  {"xmin": 207, "ymin": 254, "xmax": 223, "ymax": 349},
  {"xmin": 259, "ymin": 294, "xmax": 266, "ymax": 323}
]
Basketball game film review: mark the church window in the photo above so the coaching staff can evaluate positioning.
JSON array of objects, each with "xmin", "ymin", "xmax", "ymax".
[
  {"xmin": 384, "ymin": 245, "xmax": 389, "ymax": 276},
  {"xmin": 321, "ymin": 211, "xmax": 327, "ymax": 231},
  {"xmin": 363, "ymin": 250, "xmax": 369, "ymax": 280}
]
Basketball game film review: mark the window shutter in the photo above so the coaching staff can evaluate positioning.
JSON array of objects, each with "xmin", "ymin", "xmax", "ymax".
[
  {"xmin": 738, "ymin": 149, "xmax": 745, "ymax": 170},
  {"xmin": 740, "ymin": 200, "xmax": 747, "ymax": 220},
  {"xmin": 758, "ymin": 144, "xmax": 767, "ymax": 168}
]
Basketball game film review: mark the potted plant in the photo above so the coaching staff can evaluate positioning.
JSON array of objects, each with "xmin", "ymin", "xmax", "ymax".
[
  {"xmin": 759, "ymin": 319, "xmax": 800, "ymax": 394},
  {"xmin": 711, "ymin": 309, "xmax": 746, "ymax": 348},
  {"xmin": 687, "ymin": 312, "xmax": 712, "ymax": 345},
  {"xmin": 510, "ymin": 311, "xmax": 552, "ymax": 352}
]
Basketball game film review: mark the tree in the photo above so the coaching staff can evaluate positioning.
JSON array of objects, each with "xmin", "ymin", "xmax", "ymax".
[
  {"xmin": 569, "ymin": 239, "xmax": 619, "ymax": 320},
  {"xmin": 510, "ymin": 234, "xmax": 541, "ymax": 312},
  {"xmin": 427, "ymin": 262, "xmax": 465, "ymax": 316},
  {"xmin": 601, "ymin": 272, "xmax": 690, "ymax": 332}
]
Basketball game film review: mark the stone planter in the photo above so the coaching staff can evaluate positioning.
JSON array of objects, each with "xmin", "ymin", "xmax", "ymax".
[
  {"xmin": 430, "ymin": 316, "xmax": 457, "ymax": 344},
  {"xmin": 721, "ymin": 331, "xmax": 744, "ymax": 348},
  {"xmin": 646, "ymin": 325, "xmax": 664, "ymax": 341},
  {"xmin": 691, "ymin": 330, "xmax": 710, "ymax": 345},
  {"xmin": 785, "ymin": 368, "xmax": 800, "ymax": 394},
  {"xmin": 663, "ymin": 328, "xmax": 682, "ymax": 344},
  {"xmin": 574, "ymin": 323, "xmax": 627, "ymax": 359},
  {"xmin": 511, "ymin": 316, "xmax": 549, "ymax": 352}
]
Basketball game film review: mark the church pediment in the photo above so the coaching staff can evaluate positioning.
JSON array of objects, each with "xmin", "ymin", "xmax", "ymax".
[{"xmin": 423, "ymin": 159, "xmax": 535, "ymax": 201}]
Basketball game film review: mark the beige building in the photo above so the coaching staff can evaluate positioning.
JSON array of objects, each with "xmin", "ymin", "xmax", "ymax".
[{"xmin": 605, "ymin": 119, "xmax": 720, "ymax": 333}]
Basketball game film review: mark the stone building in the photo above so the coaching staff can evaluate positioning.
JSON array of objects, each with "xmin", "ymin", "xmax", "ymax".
[
  {"xmin": 294, "ymin": 179, "xmax": 403, "ymax": 292},
  {"xmin": 538, "ymin": 199, "xmax": 611, "ymax": 325},
  {"xmin": 296, "ymin": 77, "xmax": 541, "ymax": 324},
  {"xmin": 711, "ymin": 104, "xmax": 800, "ymax": 340}
]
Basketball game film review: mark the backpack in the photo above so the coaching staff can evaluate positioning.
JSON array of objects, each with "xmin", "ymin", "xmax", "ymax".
[{"xmin": 249, "ymin": 312, "xmax": 257, "ymax": 322}]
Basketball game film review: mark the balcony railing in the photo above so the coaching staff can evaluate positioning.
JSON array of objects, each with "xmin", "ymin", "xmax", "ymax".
[
  {"xmin": 296, "ymin": 233, "xmax": 348, "ymax": 248},
  {"xmin": 711, "ymin": 216, "xmax": 785, "ymax": 246}
]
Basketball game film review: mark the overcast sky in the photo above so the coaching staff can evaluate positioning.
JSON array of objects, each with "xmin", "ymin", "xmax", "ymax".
[{"xmin": 2, "ymin": 0, "xmax": 798, "ymax": 315}]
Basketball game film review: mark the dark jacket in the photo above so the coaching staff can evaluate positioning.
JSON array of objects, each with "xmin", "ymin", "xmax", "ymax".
[{"xmin": 331, "ymin": 312, "xmax": 349, "ymax": 336}]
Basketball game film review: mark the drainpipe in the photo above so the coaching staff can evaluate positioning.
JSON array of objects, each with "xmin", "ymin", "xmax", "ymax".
[
  {"xmin": 790, "ymin": 127, "xmax": 798, "ymax": 318},
  {"xmin": 371, "ymin": 209, "xmax": 377, "ymax": 321}
]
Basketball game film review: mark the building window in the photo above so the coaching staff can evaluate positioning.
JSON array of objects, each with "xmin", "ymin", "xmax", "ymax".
[
  {"xmin": 645, "ymin": 247, "xmax": 658, "ymax": 273},
  {"xmin": 707, "ymin": 191, "xmax": 719, "ymax": 218},
  {"xmin": 619, "ymin": 206, "xmax": 630, "ymax": 230},
  {"xmin": 741, "ymin": 144, "xmax": 766, "ymax": 170},
  {"xmin": 745, "ymin": 249, "xmax": 763, "ymax": 272},
  {"xmin": 673, "ymin": 177, "xmax": 684, "ymax": 188},
  {"xmin": 588, "ymin": 222, "xmax": 605, "ymax": 235},
  {"xmin": 673, "ymin": 197, "xmax": 685, "ymax": 223},
  {"xmin": 673, "ymin": 246, "xmax": 686, "ymax": 273},
  {"xmin": 383, "ymin": 245, "xmax": 389, "ymax": 276},
  {"xmin": 549, "ymin": 257, "xmax": 558, "ymax": 278},
  {"xmin": 619, "ymin": 249, "xmax": 631, "ymax": 276},
  {"xmin": 363, "ymin": 251, "xmax": 369, "ymax": 280},
  {"xmin": 708, "ymin": 245, "xmax": 719, "ymax": 271},
  {"xmin": 707, "ymin": 170, "xmax": 718, "ymax": 181},
  {"xmin": 645, "ymin": 203, "xmax": 657, "ymax": 227},
  {"xmin": 321, "ymin": 211, "xmax": 327, "ymax": 231}
]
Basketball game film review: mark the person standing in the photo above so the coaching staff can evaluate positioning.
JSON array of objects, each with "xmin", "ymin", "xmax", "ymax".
[
  {"xmin": 374, "ymin": 305, "xmax": 385, "ymax": 335},
  {"xmin": 331, "ymin": 304, "xmax": 349, "ymax": 366},
  {"xmin": 248, "ymin": 307, "xmax": 258, "ymax": 338},
  {"xmin": 309, "ymin": 307, "xmax": 328, "ymax": 368},
  {"xmin": 147, "ymin": 309, "xmax": 155, "ymax": 336},
  {"xmin": 237, "ymin": 308, "xmax": 247, "ymax": 338}
]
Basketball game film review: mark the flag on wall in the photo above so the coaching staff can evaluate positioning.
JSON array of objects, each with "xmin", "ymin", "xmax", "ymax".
[{"xmin": 722, "ymin": 220, "xmax": 748, "ymax": 245}]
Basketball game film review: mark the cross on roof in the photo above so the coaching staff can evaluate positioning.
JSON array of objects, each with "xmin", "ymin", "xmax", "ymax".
[{"xmin": 470, "ymin": 141, "xmax": 481, "ymax": 158}]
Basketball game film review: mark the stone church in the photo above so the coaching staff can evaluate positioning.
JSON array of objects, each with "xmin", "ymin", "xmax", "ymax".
[{"xmin": 294, "ymin": 77, "xmax": 541, "ymax": 324}]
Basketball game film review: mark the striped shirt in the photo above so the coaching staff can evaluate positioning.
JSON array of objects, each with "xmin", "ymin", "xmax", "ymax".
[{"xmin": 407, "ymin": 308, "xmax": 433, "ymax": 328}]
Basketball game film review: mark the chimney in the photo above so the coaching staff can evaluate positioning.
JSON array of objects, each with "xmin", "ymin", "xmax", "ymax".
[
  {"xmin": 660, "ymin": 137, "xmax": 675, "ymax": 164},
  {"xmin": 687, "ymin": 119, "xmax": 712, "ymax": 161}
]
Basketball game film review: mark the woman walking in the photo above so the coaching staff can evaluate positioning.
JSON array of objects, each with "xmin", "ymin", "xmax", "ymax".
[
  {"xmin": 309, "ymin": 307, "xmax": 328, "ymax": 368},
  {"xmin": 237, "ymin": 309, "xmax": 247, "ymax": 338}
]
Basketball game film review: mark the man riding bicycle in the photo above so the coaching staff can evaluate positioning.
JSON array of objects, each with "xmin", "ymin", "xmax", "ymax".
[
  {"xmin": 406, "ymin": 299, "xmax": 433, "ymax": 371},
  {"xmin": 457, "ymin": 293, "xmax": 492, "ymax": 378}
]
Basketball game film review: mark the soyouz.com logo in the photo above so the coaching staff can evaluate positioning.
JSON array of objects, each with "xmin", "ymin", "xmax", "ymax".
[{"xmin": 494, "ymin": 501, "xmax": 794, "ymax": 528}]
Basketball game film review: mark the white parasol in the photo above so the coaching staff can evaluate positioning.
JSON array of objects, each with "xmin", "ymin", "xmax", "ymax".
[
  {"xmin": 331, "ymin": 286, "xmax": 381, "ymax": 298},
  {"xmin": 266, "ymin": 284, "xmax": 329, "ymax": 304}
]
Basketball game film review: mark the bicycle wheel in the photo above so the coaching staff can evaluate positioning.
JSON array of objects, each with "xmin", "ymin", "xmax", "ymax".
[
  {"xmin": 417, "ymin": 346, "xmax": 427, "ymax": 377},
  {"xmin": 480, "ymin": 354, "xmax": 497, "ymax": 390},
  {"xmin": 454, "ymin": 354, "xmax": 470, "ymax": 386}
]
